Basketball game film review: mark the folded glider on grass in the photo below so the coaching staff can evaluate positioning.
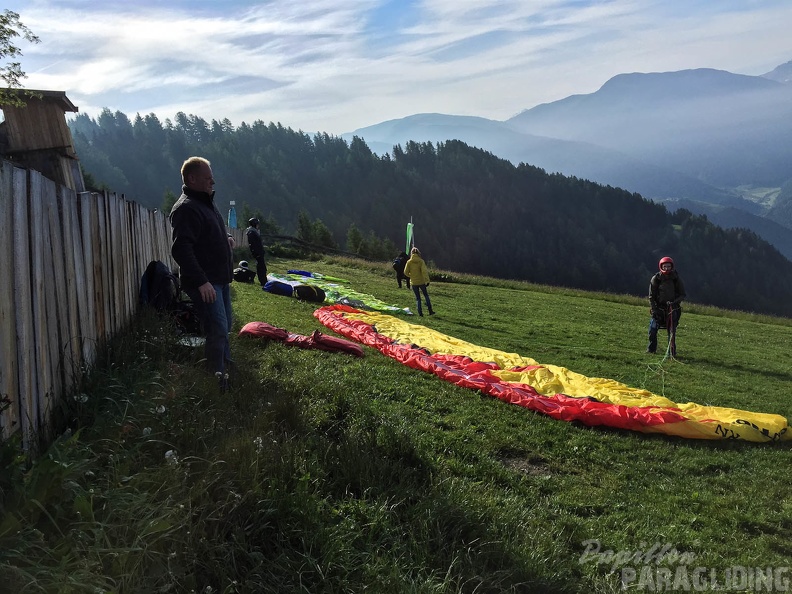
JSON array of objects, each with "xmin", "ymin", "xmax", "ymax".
[
  {"xmin": 266, "ymin": 273, "xmax": 413, "ymax": 315},
  {"xmin": 314, "ymin": 305, "xmax": 790, "ymax": 442},
  {"xmin": 240, "ymin": 321, "xmax": 364, "ymax": 357}
]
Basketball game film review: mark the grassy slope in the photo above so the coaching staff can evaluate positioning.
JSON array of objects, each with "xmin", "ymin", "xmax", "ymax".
[{"xmin": 1, "ymin": 255, "xmax": 791, "ymax": 593}]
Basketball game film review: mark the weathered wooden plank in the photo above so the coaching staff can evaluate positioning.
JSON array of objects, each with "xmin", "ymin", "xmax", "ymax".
[
  {"xmin": 0, "ymin": 161, "xmax": 20, "ymax": 439},
  {"xmin": 14, "ymin": 167, "xmax": 39, "ymax": 449},
  {"xmin": 113, "ymin": 196, "xmax": 131, "ymax": 325},
  {"xmin": 28, "ymin": 171, "xmax": 55, "ymax": 439},
  {"xmin": 58, "ymin": 186, "xmax": 84, "ymax": 384},
  {"xmin": 39, "ymin": 175, "xmax": 67, "ymax": 429},
  {"xmin": 161, "ymin": 210, "xmax": 175, "ymax": 269},
  {"xmin": 77, "ymin": 193, "xmax": 97, "ymax": 365},
  {"xmin": 128, "ymin": 206, "xmax": 140, "ymax": 307},
  {"xmin": 150, "ymin": 210, "xmax": 161, "ymax": 264},
  {"xmin": 105, "ymin": 194, "xmax": 118, "ymax": 333},
  {"xmin": 45, "ymin": 183, "xmax": 73, "ymax": 406},
  {"xmin": 131, "ymin": 203, "xmax": 146, "ymax": 308},
  {"xmin": 91, "ymin": 192, "xmax": 108, "ymax": 342},
  {"xmin": 103, "ymin": 192, "xmax": 117, "ymax": 335},
  {"xmin": 69, "ymin": 194, "xmax": 89, "ymax": 368},
  {"xmin": 121, "ymin": 201, "xmax": 133, "ymax": 317},
  {"xmin": 119, "ymin": 201, "xmax": 132, "ymax": 324},
  {"xmin": 107, "ymin": 192, "xmax": 121, "ymax": 333}
]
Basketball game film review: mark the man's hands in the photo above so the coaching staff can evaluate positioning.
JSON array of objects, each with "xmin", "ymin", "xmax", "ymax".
[
  {"xmin": 227, "ymin": 236, "xmax": 236, "ymax": 249},
  {"xmin": 198, "ymin": 282, "xmax": 216, "ymax": 303}
]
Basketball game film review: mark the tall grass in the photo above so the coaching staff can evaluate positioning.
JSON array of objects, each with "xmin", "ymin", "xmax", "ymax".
[{"xmin": 1, "ymin": 255, "xmax": 791, "ymax": 593}]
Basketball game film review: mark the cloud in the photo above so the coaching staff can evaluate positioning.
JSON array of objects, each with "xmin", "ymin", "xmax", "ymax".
[{"xmin": 7, "ymin": 0, "xmax": 792, "ymax": 134}]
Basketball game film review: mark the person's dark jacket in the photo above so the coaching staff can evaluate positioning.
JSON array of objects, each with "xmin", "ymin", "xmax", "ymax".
[
  {"xmin": 246, "ymin": 225, "xmax": 265, "ymax": 258},
  {"xmin": 649, "ymin": 270, "xmax": 686, "ymax": 316},
  {"xmin": 170, "ymin": 186, "xmax": 233, "ymax": 290},
  {"xmin": 392, "ymin": 252, "xmax": 407, "ymax": 274}
]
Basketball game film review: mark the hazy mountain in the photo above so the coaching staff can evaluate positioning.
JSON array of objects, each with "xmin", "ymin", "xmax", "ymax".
[
  {"xmin": 507, "ymin": 68, "xmax": 792, "ymax": 190},
  {"xmin": 344, "ymin": 62, "xmax": 792, "ymax": 258},
  {"xmin": 345, "ymin": 113, "xmax": 732, "ymax": 205},
  {"xmin": 762, "ymin": 60, "xmax": 792, "ymax": 84}
]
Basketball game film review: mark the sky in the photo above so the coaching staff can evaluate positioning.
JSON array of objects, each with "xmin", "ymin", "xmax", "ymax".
[{"xmin": 5, "ymin": 0, "xmax": 792, "ymax": 135}]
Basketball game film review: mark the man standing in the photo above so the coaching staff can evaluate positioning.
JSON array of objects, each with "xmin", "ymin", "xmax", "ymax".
[
  {"xmin": 392, "ymin": 252, "xmax": 410, "ymax": 288},
  {"xmin": 170, "ymin": 156, "xmax": 235, "ymax": 391},
  {"xmin": 245, "ymin": 217, "xmax": 267, "ymax": 287},
  {"xmin": 647, "ymin": 256, "xmax": 686, "ymax": 357}
]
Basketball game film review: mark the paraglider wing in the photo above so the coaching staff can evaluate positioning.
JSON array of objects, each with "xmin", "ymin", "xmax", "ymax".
[{"xmin": 313, "ymin": 305, "xmax": 790, "ymax": 443}]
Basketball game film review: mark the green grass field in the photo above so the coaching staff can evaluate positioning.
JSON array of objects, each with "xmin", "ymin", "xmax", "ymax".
[{"xmin": 2, "ymin": 255, "xmax": 791, "ymax": 593}]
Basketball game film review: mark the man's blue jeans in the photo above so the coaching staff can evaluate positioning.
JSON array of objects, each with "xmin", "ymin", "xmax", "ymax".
[
  {"xmin": 186, "ymin": 283, "xmax": 232, "ymax": 374},
  {"xmin": 648, "ymin": 308, "xmax": 681, "ymax": 354}
]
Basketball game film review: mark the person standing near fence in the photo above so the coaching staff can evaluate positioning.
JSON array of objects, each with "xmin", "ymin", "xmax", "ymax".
[
  {"xmin": 245, "ymin": 217, "xmax": 267, "ymax": 287},
  {"xmin": 170, "ymin": 156, "xmax": 236, "ymax": 392},
  {"xmin": 404, "ymin": 247, "xmax": 435, "ymax": 317}
]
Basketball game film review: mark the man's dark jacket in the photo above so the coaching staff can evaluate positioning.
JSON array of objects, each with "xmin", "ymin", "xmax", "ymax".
[
  {"xmin": 246, "ymin": 226, "xmax": 265, "ymax": 258},
  {"xmin": 170, "ymin": 186, "xmax": 233, "ymax": 290},
  {"xmin": 649, "ymin": 270, "xmax": 686, "ymax": 315}
]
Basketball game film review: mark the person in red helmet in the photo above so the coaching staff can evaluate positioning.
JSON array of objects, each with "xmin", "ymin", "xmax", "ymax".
[{"xmin": 647, "ymin": 256, "xmax": 686, "ymax": 356}]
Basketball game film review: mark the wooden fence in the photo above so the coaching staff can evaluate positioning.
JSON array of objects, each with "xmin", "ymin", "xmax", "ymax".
[{"xmin": 0, "ymin": 159, "xmax": 243, "ymax": 450}]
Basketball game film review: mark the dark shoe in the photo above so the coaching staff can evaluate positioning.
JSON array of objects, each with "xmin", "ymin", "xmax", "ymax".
[
  {"xmin": 215, "ymin": 371, "xmax": 230, "ymax": 393},
  {"xmin": 645, "ymin": 348, "xmax": 656, "ymax": 354},
  {"xmin": 418, "ymin": 312, "xmax": 423, "ymax": 317},
  {"xmin": 429, "ymin": 310, "xmax": 435, "ymax": 316}
]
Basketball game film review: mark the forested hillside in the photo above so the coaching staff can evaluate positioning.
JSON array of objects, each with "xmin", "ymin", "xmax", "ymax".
[{"xmin": 69, "ymin": 110, "xmax": 792, "ymax": 317}]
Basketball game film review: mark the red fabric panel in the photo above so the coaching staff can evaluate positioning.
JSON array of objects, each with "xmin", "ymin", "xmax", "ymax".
[
  {"xmin": 239, "ymin": 321, "xmax": 289, "ymax": 341},
  {"xmin": 240, "ymin": 319, "xmax": 363, "ymax": 357},
  {"xmin": 313, "ymin": 306, "xmax": 689, "ymax": 433},
  {"xmin": 308, "ymin": 330, "xmax": 365, "ymax": 357}
]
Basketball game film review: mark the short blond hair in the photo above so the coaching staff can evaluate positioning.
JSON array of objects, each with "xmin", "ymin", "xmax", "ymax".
[
  {"xmin": 411, "ymin": 247, "xmax": 421, "ymax": 256},
  {"xmin": 181, "ymin": 156, "xmax": 211, "ymax": 184}
]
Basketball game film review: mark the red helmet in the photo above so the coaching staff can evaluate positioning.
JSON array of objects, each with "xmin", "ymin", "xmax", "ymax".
[{"xmin": 659, "ymin": 256, "xmax": 674, "ymax": 273}]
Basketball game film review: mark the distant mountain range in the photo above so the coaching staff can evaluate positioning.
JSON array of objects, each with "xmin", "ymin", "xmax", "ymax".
[{"xmin": 343, "ymin": 60, "xmax": 792, "ymax": 259}]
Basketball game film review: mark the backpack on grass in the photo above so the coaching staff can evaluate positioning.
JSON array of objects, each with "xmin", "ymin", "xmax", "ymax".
[
  {"xmin": 172, "ymin": 300, "xmax": 203, "ymax": 335},
  {"xmin": 293, "ymin": 284, "xmax": 326, "ymax": 303},
  {"xmin": 140, "ymin": 260, "xmax": 180, "ymax": 311},
  {"xmin": 233, "ymin": 266, "xmax": 256, "ymax": 283}
]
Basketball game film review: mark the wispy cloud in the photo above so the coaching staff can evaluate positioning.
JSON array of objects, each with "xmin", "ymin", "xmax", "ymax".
[{"xmin": 6, "ymin": 0, "xmax": 792, "ymax": 133}]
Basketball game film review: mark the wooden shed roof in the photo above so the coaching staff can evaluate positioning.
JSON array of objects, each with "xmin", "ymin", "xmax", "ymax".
[
  {"xmin": 0, "ymin": 88, "xmax": 78, "ymax": 113},
  {"xmin": 0, "ymin": 89, "xmax": 85, "ymax": 191}
]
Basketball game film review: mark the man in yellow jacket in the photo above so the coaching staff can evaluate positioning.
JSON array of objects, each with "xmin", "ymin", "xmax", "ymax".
[{"xmin": 403, "ymin": 247, "xmax": 435, "ymax": 317}]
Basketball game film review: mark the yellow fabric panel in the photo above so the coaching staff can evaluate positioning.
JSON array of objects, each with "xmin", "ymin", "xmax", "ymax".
[
  {"xmin": 492, "ymin": 366, "xmax": 670, "ymax": 404},
  {"xmin": 343, "ymin": 310, "xmax": 533, "ymax": 368},
  {"xmin": 336, "ymin": 309, "xmax": 791, "ymax": 442}
]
